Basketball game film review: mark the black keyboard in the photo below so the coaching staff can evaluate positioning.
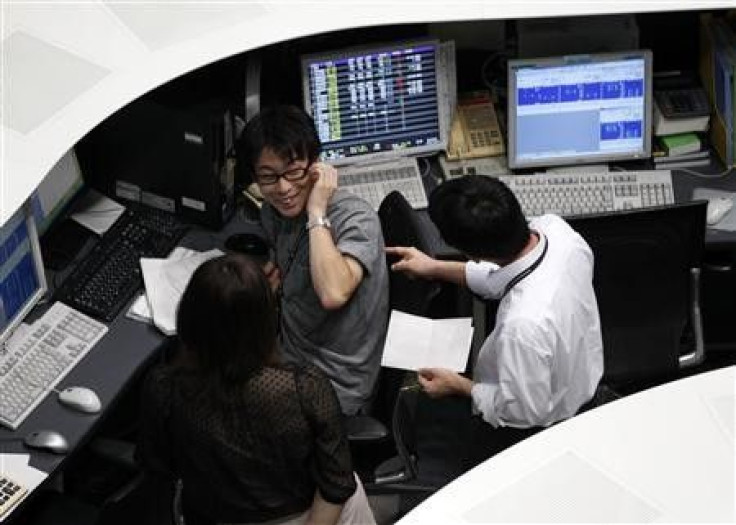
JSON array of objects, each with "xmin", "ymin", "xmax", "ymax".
[{"xmin": 54, "ymin": 205, "xmax": 188, "ymax": 322}]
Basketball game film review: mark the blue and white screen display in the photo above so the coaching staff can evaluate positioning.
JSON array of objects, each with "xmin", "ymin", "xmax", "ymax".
[
  {"xmin": 508, "ymin": 51, "xmax": 652, "ymax": 169},
  {"xmin": 0, "ymin": 205, "xmax": 45, "ymax": 346}
]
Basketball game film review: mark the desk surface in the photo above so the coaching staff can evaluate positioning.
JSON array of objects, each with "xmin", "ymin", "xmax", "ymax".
[
  {"xmin": 0, "ymin": 206, "xmax": 267, "ymax": 522},
  {"xmin": 398, "ymin": 365, "xmax": 736, "ymax": 524}
]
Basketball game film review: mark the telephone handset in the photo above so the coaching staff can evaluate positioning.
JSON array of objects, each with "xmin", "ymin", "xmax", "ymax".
[
  {"xmin": 446, "ymin": 91, "xmax": 505, "ymax": 161},
  {"xmin": 243, "ymin": 183, "xmax": 264, "ymax": 209}
]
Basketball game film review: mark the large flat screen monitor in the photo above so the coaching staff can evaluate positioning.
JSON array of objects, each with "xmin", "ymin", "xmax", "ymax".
[
  {"xmin": 507, "ymin": 50, "xmax": 653, "ymax": 170},
  {"xmin": 301, "ymin": 39, "xmax": 449, "ymax": 166},
  {"xmin": 0, "ymin": 201, "xmax": 47, "ymax": 347}
]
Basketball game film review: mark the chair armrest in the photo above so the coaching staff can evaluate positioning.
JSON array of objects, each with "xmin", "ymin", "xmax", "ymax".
[
  {"xmin": 346, "ymin": 415, "xmax": 389, "ymax": 442},
  {"xmin": 679, "ymin": 267, "xmax": 705, "ymax": 368}
]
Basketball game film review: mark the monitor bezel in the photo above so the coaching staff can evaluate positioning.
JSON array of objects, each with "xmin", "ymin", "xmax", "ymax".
[
  {"xmin": 0, "ymin": 200, "xmax": 48, "ymax": 348},
  {"xmin": 507, "ymin": 49, "xmax": 653, "ymax": 170},
  {"xmin": 301, "ymin": 38, "xmax": 449, "ymax": 167},
  {"xmin": 33, "ymin": 148, "xmax": 85, "ymax": 236}
]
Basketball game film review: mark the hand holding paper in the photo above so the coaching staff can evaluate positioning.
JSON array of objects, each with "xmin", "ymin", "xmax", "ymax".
[{"xmin": 417, "ymin": 368, "xmax": 474, "ymax": 398}]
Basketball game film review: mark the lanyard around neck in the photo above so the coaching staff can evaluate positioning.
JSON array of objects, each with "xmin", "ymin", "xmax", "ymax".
[
  {"xmin": 500, "ymin": 235, "xmax": 549, "ymax": 300},
  {"xmin": 278, "ymin": 225, "xmax": 307, "ymax": 284},
  {"xmin": 275, "ymin": 223, "xmax": 307, "ymax": 334}
]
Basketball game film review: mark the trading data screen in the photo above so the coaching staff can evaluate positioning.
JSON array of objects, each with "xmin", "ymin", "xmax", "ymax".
[
  {"xmin": 508, "ymin": 51, "xmax": 652, "ymax": 169},
  {"xmin": 302, "ymin": 41, "xmax": 444, "ymax": 164},
  {"xmin": 0, "ymin": 206, "xmax": 44, "ymax": 344}
]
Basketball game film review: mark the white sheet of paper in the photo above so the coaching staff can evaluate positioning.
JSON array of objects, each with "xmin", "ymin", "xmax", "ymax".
[
  {"xmin": 127, "ymin": 247, "xmax": 204, "ymax": 324},
  {"xmin": 0, "ymin": 454, "xmax": 48, "ymax": 522},
  {"xmin": 70, "ymin": 189, "xmax": 125, "ymax": 235},
  {"xmin": 140, "ymin": 248, "xmax": 223, "ymax": 335},
  {"xmin": 381, "ymin": 310, "xmax": 474, "ymax": 372}
]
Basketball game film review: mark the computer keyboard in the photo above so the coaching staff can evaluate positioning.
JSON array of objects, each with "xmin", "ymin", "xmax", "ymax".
[
  {"xmin": 338, "ymin": 158, "xmax": 429, "ymax": 210},
  {"xmin": 497, "ymin": 170, "xmax": 675, "ymax": 218},
  {"xmin": 54, "ymin": 205, "xmax": 188, "ymax": 322},
  {"xmin": 0, "ymin": 474, "xmax": 27, "ymax": 518},
  {"xmin": 0, "ymin": 302, "xmax": 108, "ymax": 430}
]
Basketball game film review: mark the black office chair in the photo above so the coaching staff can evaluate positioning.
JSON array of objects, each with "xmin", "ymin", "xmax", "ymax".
[
  {"xmin": 347, "ymin": 191, "xmax": 447, "ymax": 498},
  {"xmin": 568, "ymin": 201, "xmax": 708, "ymax": 394}
]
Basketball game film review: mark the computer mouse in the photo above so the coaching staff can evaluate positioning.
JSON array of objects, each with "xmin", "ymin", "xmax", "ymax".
[
  {"xmin": 24, "ymin": 430, "xmax": 69, "ymax": 455},
  {"xmin": 706, "ymin": 197, "xmax": 734, "ymax": 225},
  {"xmin": 224, "ymin": 233, "xmax": 269, "ymax": 258},
  {"xmin": 58, "ymin": 386, "xmax": 102, "ymax": 414}
]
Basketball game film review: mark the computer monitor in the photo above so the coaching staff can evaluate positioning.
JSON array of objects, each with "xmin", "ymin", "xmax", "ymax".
[
  {"xmin": 301, "ymin": 39, "xmax": 449, "ymax": 166},
  {"xmin": 507, "ymin": 50, "xmax": 653, "ymax": 170},
  {"xmin": 0, "ymin": 201, "xmax": 48, "ymax": 347},
  {"xmin": 30, "ymin": 148, "xmax": 85, "ymax": 236}
]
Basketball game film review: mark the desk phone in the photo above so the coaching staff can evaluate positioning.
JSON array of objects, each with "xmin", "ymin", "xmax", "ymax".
[{"xmin": 654, "ymin": 87, "xmax": 710, "ymax": 119}]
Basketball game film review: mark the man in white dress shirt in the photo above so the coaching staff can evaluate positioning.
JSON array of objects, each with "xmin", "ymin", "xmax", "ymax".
[{"xmin": 386, "ymin": 175, "xmax": 603, "ymax": 465}]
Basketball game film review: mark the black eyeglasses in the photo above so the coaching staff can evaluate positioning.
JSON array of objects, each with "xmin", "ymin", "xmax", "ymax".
[{"xmin": 256, "ymin": 162, "xmax": 312, "ymax": 186}]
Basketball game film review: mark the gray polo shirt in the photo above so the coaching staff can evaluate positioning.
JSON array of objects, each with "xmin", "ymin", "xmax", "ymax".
[{"xmin": 260, "ymin": 190, "xmax": 389, "ymax": 414}]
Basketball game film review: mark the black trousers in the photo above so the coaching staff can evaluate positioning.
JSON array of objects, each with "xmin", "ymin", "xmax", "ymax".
[
  {"xmin": 415, "ymin": 396, "xmax": 541, "ymax": 484},
  {"xmin": 466, "ymin": 416, "xmax": 541, "ymax": 470}
]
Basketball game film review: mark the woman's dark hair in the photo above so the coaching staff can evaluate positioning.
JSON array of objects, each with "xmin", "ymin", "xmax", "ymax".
[
  {"xmin": 176, "ymin": 254, "xmax": 278, "ymax": 387},
  {"xmin": 238, "ymin": 105, "xmax": 322, "ymax": 180},
  {"xmin": 429, "ymin": 175, "xmax": 530, "ymax": 261}
]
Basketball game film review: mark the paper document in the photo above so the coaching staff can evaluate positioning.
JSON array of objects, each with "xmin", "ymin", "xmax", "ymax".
[
  {"xmin": 0, "ymin": 454, "xmax": 48, "ymax": 522},
  {"xmin": 127, "ymin": 247, "xmax": 205, "ymax": 324},
  {"xmin": 381, "ymin": 310, "xmax": 474, "ymax": 372},
  {"xmin": 140, "ymin": 248, "xmax": 223, "ymax": 336},
  {"xmin": 70, "ymin": 189, "xmax": 125, "ymax": 235}
]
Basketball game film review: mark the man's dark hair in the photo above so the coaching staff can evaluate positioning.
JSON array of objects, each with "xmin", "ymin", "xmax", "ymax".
[
  {"xmin": 239, "ymin": 105, "xmax": 321, "ymax": 180},
  {"xmin": 429, "ymin": 176, "xmax": 530, "ymax": 261},
  {"xmin": 176, "ymin": 254, "xmax": 278, "ymax": 389}
]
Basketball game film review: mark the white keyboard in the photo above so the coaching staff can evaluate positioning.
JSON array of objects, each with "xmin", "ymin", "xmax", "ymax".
[
  {"xmin": 338, "ymin": 158, "xmax": 429, "ymax": 210},
  {"xmin": 0, "ymin": 302, "xmax": 108, "ymax": 430},
  {"xmin": 0, "ymin": 474, "xmax": 27, "ymax": 519},
  {"xmin": 498, "ymin": 170, "xmax": 675, "ymax": 218}
]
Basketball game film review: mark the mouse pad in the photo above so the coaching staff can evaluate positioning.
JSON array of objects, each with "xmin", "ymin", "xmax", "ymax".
[{"xmin": 692, "ymin": 188, "xmax": 736, "ymax": 231}]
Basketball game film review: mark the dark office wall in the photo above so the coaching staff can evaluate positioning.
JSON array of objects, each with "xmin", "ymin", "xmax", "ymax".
[{"xmin": 637, "ymin": 10, "xmax": 706, "ymax": 73}]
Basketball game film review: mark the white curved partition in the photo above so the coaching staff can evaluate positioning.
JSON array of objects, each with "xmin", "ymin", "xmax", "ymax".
[
  {"xmin": 1, "ymin": 0, "xmax": 732, "ymax": 223},
  {"xmin": 399, "ymin": 366, "xmax": 735, "ymax": 523}
]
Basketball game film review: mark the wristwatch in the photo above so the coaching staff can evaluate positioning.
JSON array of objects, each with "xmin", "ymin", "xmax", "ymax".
[{"xmin": 306, "ymin": 215, "xmax": 332, "ymax": 230}]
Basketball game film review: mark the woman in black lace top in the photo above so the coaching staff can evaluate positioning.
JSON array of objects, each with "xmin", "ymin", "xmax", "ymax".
[{"xmin": 137, "ymin": 254, "xmax": 375, "ymax": 525}]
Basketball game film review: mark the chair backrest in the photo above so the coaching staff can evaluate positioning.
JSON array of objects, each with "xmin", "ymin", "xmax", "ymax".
[
  {"xmin": 568, "ymin": 201, "xmax": 707, "ymax": 388},
  {"xmin": 379, "ymin": 190, "xmax": 443, "ymax": 317},
  {"xmin": 372, "ymin": 191, "xmax": 443, "ymax": 426}
]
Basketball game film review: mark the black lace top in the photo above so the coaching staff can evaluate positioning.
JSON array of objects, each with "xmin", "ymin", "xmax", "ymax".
[{"xmin": 137, "ymin": 361, "xmax": 356, "ymax": 523}]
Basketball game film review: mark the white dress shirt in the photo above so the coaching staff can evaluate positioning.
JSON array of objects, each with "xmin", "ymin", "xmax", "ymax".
[{"xmin": 465, "ymin": 214, "xmax": 603, "ymax": 429}]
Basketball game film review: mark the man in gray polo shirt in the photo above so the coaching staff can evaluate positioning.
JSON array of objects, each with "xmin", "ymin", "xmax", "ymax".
[{"xmin": 240, "ymin": 105, "xmax": 389, "ymax": 415}]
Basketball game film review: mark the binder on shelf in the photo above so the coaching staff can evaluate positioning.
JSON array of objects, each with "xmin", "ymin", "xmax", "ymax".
[
  {"xmin": 654, "ymin": 157, "xmax": 710, "ymax": 170},
  {"xmin": 660, "ymin": 132, "xmax": 702, "ymax": 156},
  {"xmin": 653, "ymin": 148, "xmax": 710, "ymax": 163},
  {"xmin": 653, "ymin": 100, "xmax": 710, "ymax": 136},
  {"xmin": 700, "ymin": 13, "xmax": 736, "ymax": 167}
]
